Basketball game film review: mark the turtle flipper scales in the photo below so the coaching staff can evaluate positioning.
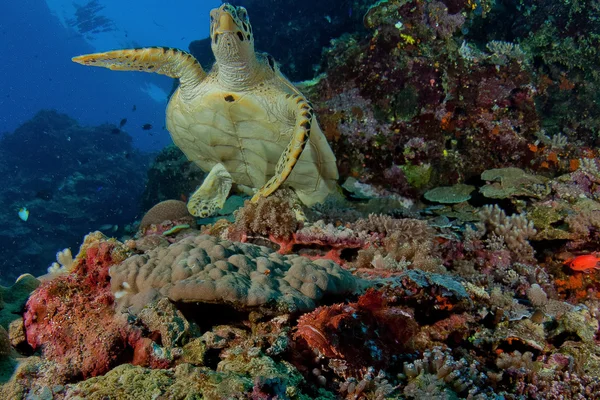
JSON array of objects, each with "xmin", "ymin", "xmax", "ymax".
[
  {"xmin": 72, "ymin": 47, "xmax": 205, "ymax": 89},
  {"xmin": 187, "ymin": 163, "xmax": 233, "ymax": 218},
  {"xmin": 251, "ymin": 93, "xmax": 313, "ymax": 203}
]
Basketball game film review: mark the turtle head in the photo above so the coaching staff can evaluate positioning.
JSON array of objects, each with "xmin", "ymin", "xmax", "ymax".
[{"xmin": 210, "ymin": 3, "xmax": 255, "ymax": 65}]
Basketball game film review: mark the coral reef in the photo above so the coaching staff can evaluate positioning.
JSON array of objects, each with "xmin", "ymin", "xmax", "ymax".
[{"xmin": 5, "ymin": 0, "xmax": 600, "ymax": 398}]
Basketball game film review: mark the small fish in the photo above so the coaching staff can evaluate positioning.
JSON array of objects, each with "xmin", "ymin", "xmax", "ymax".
[
  {"xmin": 119, "ymin": 118, "xmax": 128, "ymax": 128},
  {"xmin": 564, "ymin": 254, "xmax": 600, "ymax": 272},
  {"xmin": 99, "ymin": 224, "xmax": 119, "ymax": 233},
  {"xmin": 142, "ymin": 123, "xmax": 153, "ymax": 130},
  {"xmin": 132, "ymin": 105, "xmax": 137, "ymax": 111},
  {"xmin": 18, "ymin": 207, "xmax": 29, "ymax": 221},
  {"xmin": 110, "ymin": 128, "xmax": 121, "ymax": 134},
  {"xmin": 96, "ymin": 186, "xmax": 103, "ymax": 192}
]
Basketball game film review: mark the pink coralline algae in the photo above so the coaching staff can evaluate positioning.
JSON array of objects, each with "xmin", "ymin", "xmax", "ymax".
[{"xmin": 23, "ymin": 233, "xmax": 170, "ymax": 380}]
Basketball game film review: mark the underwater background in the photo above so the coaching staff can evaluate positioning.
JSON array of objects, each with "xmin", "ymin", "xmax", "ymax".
[
  {"xmin": 0, "ymin": 0, "xmax": 218, "ymax": 284},
  {"xmin": 1, "ymin": 0, "xmax": 600, "ymax": 398}
]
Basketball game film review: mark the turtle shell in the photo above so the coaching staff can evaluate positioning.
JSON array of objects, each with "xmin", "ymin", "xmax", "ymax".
[{"xmin": 166, "ymin": 79, "xmax": 338, "ymax": 205}]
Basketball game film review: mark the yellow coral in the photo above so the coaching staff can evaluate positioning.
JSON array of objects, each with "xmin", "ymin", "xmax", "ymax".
[{"xmin": 400, "ymin": 33, "xmax": 416, "ymax": 45}]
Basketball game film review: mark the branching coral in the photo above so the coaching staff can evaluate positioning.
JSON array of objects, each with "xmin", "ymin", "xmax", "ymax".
[
  {"xmin": 338, "ymin": 367, "xmax": 399, "ymax": 400},
  {"xmin": 401, "ymin": 346, "xmax": 490, "ymax": 398},
  {"xmin": 352, "ymin": 217, "xmax": 442, "ymax": 274},
  {"xmin": 479, "ymin": 205, "xmax": 537, "ymax": 261}
]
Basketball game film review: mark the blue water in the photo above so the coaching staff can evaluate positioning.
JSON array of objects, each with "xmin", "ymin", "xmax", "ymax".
[{"xmin": 1, "ymin": 0, "xmax": 219, "ymax": 152}]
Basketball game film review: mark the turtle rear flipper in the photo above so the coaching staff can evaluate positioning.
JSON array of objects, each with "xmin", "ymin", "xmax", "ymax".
[
  {"xmin": 72, "ymin": 47, "xmax": 206, "ymax": 90},
  {"xmin": 187, "ymin": 163, "xmax": 233, "ymax": 218}
]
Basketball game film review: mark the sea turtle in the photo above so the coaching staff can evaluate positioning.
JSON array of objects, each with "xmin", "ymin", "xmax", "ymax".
[{"xmin": 72, "ymin": 3, "xmax": 338, "ymax": 217}]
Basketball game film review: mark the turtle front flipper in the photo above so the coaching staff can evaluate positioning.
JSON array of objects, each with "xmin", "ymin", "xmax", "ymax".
[
  {"xmin": 187, "ymin": 163, "xmax": 233, "ymax": 218},
  {"xmin": 251, "ymin": 94, "xmax": 313, "ymax": 203},
  {"xmin": 72, "ymin": 47, "xmax": 205, "ymax": 90}
]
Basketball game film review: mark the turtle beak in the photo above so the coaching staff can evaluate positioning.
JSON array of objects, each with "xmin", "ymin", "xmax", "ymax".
[{"xmin": 215, "ymin": 12, "xmax": 236, "ymax": 34}]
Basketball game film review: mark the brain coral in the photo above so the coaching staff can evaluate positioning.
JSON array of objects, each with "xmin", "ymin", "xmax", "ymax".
[
  {"xmin": 140, "ymin": 199, "xmax": 196, "ymax": 232},
  {"xmin": 110, "ymin": 234, "xmax": 359, "ymax": 313}
]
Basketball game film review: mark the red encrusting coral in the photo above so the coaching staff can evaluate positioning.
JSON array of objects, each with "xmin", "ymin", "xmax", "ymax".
[{"xmin": 23, "ymin": 235, "xmax": 171, "ymax": 379}]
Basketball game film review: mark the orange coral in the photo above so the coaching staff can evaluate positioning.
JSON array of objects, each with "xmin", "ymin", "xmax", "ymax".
[
  {"xmin": 554, "ymin": 274, "xmax": 593, "ymax": 300},
  {"xmin": 547, "ymin": 151, "xmax": 559, "ymax": 165},
  {"xmin": 559, "ymin": 75, "xmax": 575, "ymax": 91},
  {"xmin": 569, "ymin": 159, "xmax": 580, "ymax": 172},
  {"xmin": 528, "ymin": 143, "xmax": 538, "ymax": 153},
  {"xmin": 441, "ymin": 111, "xmax": 454, "ymax": 131}
]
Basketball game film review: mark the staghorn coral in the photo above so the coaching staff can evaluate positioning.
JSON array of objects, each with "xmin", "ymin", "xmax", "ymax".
[
  {"xmin": 486, "ymin": 40, "xmax": 527, "ymax": 65},
  {"xmin": 110, "ymin": 233, "xmax": 359, "ymax": 314},
  {"xmin": 489, "ymin": 346, "xmax": 600, "ymax": 398},
  {"xmin": 532, "ymin": 369, "xmax": 600, "ymax": 399}
]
